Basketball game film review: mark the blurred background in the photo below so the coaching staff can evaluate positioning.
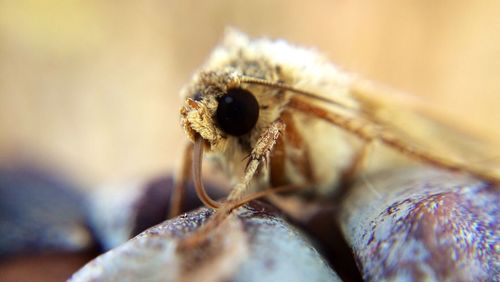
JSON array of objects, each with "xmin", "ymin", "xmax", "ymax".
[{"xmin": 0, "ymin": 1, "xmax": 499, "ymax": 281}]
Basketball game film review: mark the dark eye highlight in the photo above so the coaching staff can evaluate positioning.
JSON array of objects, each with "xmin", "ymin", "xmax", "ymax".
[
  {"xmin": 193, "ymin": 91, "xmax": 203, "ymax": 101},
  {"xmin": 216, "ymin": 88, "xmax": 259, "ymax": 136}
]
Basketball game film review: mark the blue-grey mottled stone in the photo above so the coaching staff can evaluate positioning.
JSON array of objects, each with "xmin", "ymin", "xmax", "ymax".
[
  {"xmin": 69, "ymin": 202, "xmax": 340, "ymax": 282},
  {"xmin": 0, "ymin": 166, "xmax": 91, "ymax": 258}
]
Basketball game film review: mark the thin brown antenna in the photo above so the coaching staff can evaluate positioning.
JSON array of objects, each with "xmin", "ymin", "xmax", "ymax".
[
  {"xmin": 239, "ymin": 76, "xmax": 356, "ymax": 111},
  {"xmin": 193, "ymin": 135, "xmax": 221, "ymax": 209}
]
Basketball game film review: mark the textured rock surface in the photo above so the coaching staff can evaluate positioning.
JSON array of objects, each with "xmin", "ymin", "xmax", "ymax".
[
  {"xmin": 339, "ymin": 167, "xmax": 499, "ymax": 281},
  {"xmin": 69, "ymin": 202, "xmax": 340, "ymax": 282}
]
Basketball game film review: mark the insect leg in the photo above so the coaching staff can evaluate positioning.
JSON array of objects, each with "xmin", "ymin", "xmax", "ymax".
[
  {"xmin": 227, "ymin": 120, "xmax": 286, "ymax": 200},
  {"xmin": 226, "ymin": 184, "xmax": 304, "ymax": 211},
  {"xmin": 168, "ymin": 142, "xmax": 193, "ymax": 218},
  {"xmin": 192, "ymin": 135, "xmax": 221, "ymax": 209}
]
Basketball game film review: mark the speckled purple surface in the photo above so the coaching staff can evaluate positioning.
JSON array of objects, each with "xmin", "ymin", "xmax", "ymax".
[{"xmin": 339, "ymin": 167, "xmax": 499, "ymax": 281}]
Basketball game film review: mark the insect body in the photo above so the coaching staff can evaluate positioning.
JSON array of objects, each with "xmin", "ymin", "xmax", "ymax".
[{"xmin": 175, "ymin": 29, "xmax": 500, "ymax": 214}]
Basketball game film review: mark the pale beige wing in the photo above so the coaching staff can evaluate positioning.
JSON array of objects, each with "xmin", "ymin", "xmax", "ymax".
[{"xmin": 350, "ymin": 80, "xmax": 500, "ymax": 180}]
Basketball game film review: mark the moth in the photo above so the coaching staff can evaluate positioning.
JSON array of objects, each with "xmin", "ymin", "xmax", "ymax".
[{"xmin": 170, "ymin": 29, "xmax": 500, "ymax": 219}]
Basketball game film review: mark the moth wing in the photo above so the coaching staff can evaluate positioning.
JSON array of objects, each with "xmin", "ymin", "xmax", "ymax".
[{"xmin": 350, "ymin": 80, "xmax": 500, "ymax": 178}]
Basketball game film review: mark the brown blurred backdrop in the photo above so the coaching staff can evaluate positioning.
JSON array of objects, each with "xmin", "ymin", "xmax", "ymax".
[{"xmin": 1, "ymin": 0, "xmax": 499, "ymax": 189}]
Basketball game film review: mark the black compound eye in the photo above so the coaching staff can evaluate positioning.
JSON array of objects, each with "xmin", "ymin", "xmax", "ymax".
[{"xmin": 216, "ymin": 88, "xmax": 259, "ymax": 136}]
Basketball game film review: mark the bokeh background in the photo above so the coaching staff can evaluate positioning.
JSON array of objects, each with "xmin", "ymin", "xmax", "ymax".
[
  {"xmin": 0, "ymin": 0, "xmax": 499, "ymax": 280},
  {"xmin": 1, "ymin": 0, "xmax": 500, "ymax": 187}
]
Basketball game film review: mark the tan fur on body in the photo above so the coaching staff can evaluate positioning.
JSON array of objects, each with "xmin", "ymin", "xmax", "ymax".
[{"xmin": 180, "ymin": 30, "xmax": 366, "ymax": 198}]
